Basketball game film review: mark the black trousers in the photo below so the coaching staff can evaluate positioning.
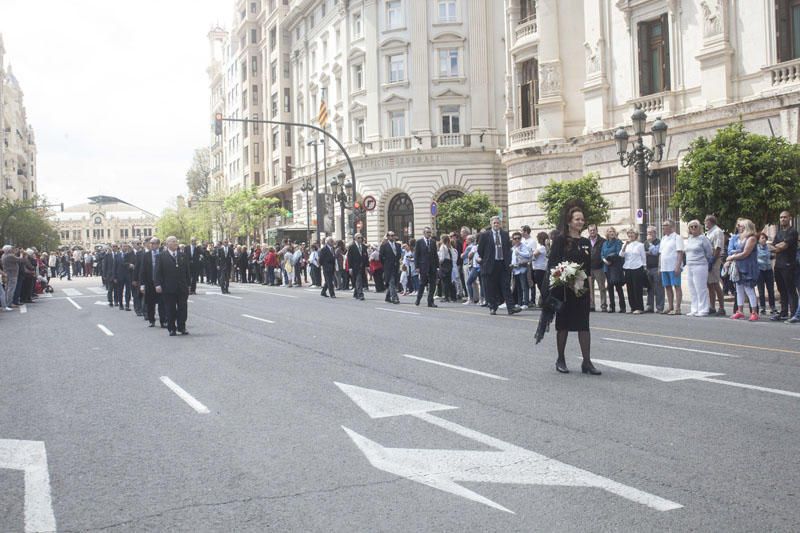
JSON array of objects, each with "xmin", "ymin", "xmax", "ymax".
[
  {"xmin": 775, "ymin": 266, "xmax": 798, "ymax": 317},
  {"xmin": 322, "ymin": 268, "xmax": 336, "ymax": 296},
  {"xmin": 351, "ymin": 268, "xmax": 365, "ymax": 298},
  {"xmin": 107, "ymin": 280, "xmax": 117, "ymax": 304},
  {"xmin": 162, "ymin": 291, "xmax": 188, "ymax": 333},
  {"xmin": 485, "ymin": 267, "xmax": 514, "ymax": 310},
  {"xmin": 190, "ymin": 267, "xmax": 198, "ymax": 293},
  {"xmin": 115, "ymin": 277, "xmax": 132, "ymax": 307},
  {"xmin": 219, "ymin": 267, "xmax": 230, "ymax": 293},
  {"xmin": 145, "ymin": 284, "xmax": 165, "ymax": 324},
  {"xmin": 415, "ymin": 270, "xmax": 436, "ymax": 305},
  {"xmin": 624, "ymin": 268, "xmax": 646, "ymax": 311}
]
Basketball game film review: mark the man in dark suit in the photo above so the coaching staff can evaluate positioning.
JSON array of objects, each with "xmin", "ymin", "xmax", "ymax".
[
  {"xmin": 380, "ymin": 231, "xmax": 402, "ymax": 304},
  {"xmin": 187, "ymin": 237, "xmax": 203, "ymax": 295},
  {"xmin": 477, "ymin": 216, "xmax": 521, "ymax": 316},
  {"xmin": 131, "ymin": 241, "xmax": 145, "ymax": 316},
  {"xmin": 216, "ymin": 240, "xmax": 234, "ymax": 294},
  {"xmin": 154, "ymin": 236, "xmax": 191, "ymax": 336},
  {"xmin": 140, "ymin": 237, "xmax": 166, "ymax": 328},
  {"xmin": 103, "ymin": 244, "xmax": 120, "ymax": 307},
  {"xmin": 319, "ymin": 236, "xmax": 337, "ymax": 298},
  {"xmin": 587, "ymin": 224, "xmax": 606, "ymax": 312},
  {"xmin": 114, "ymin": 243, "xmax": 135, "ymax": 311},
  {"xmin": 346, "ymin": 233, "xmax": 368, "ymax": 300},
  {"xmin": 414, "ymin": 226, "xmax": 439, "ymax": 307}
]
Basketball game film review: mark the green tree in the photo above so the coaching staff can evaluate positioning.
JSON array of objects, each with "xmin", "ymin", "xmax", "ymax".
[
  {"xmin": 538, "ymin": 172, "xmax": 611, "ymax": 228},
  {"xmin": 185, "ymin": 148, "xmax": 211, "ymax": 199},
  {"xmin": 156, "ymin": 207, "xmax": 193, "ymax": 242},
  {"xmin": 0, "ymin": 197, "xmax": 60, "ymax": 249},
  {"xmin": 672, "ymin": 122, "xmax": 800, "ymax": 231},
  {"xmin": 223, "ymin": 187, "xmax": 289, "ymax": 243},
  {"xmin": 435, "ymin": 192, "xmax": 500, "ymax": 233}
]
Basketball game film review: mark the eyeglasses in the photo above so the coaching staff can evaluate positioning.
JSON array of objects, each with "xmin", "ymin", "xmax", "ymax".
[{"xmin": 512, "ymin": 237, "xmax": 520, "ymax": 240}]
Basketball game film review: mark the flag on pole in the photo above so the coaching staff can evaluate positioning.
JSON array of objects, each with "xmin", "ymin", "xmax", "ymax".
[{"xmin": 317, "ymin": 100, "xmax": 328, "ymax": 128}]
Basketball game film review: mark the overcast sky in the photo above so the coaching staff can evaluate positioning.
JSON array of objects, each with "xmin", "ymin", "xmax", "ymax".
[{"xmin": 1, "ymin": 0, "xmax": 230, "ymax": 214}]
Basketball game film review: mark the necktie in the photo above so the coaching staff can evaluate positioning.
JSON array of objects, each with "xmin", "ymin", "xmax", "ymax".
[{"xmin": 426, "ymin": 238, "xmax": 430, "ymax": 250}]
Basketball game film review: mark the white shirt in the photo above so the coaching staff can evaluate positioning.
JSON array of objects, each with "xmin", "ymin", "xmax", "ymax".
[
  {"xmin": 620, "ymin": 241, "xmax": 646, "ymax": 270},
  {"xmin": 659, "ymin": 232, "xmax": 685, "ymax": 272},
  {"xmin": 532, "ymin": 244, "xmax": 548, "ymax": 270},
  {"xmin": 706, "ymin": 225, "xmax": 724, "ymax": 253}
]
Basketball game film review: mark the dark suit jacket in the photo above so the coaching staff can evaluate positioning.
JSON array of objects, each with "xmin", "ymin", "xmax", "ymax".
[
  {"xmin": 115, "ymin": 251, "xmax": 135, "ymax": 280},
  {"xmin": 346, "ymin": 242, "xmax": 368, "ymax": 272},
  {"xmin": 187, "ymin": 244, "xmax": 203, "ymax": 272},
  {"xmin": 589, "ymin": 236, "xmax": 606, "ymax": 270},
  {"xmin": 319, "ymin": 245, "xmax": 336, "ymax": 273},
  {"xmin": 133, "ymin": 249, "xmax": 145, "ymax": 283},
  {"xmin": 477, "ymin": 229, "xmax": 512, "ymax": 276},
  {"xmin": 379, "ymin": 241, "xmax": 402, "ymax": 276},
  {"xmin": 216, "ymin": 246, "xmax": 234, "ymax": 271},
  {"xmin": 103, "ymin": 252, "xmax": 119, "ymax": 279},
  {"xmin": 139, "ymin": 250, "xmax": 161, "ymax": 286},
  {"xmin": 154, "ymin": 250, "xmax": 190, "ymax": 295},
  {"xmin": 414, "ymin": 237, "xmax": 439, "ymax": 275}
]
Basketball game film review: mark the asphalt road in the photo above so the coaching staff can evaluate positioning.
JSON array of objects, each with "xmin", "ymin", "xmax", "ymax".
[{"xmin": 2, "ymin": 276, "xmax": 799, "ymax": 532}]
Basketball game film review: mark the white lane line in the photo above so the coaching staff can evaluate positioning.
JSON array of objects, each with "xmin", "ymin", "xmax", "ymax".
[
  {"xmin": 260, "ymin": 290, "xmax": 298, "ymax": 299},
  {"xmin": 97, "ymin": 324, "xmax": 114, "ymax": 336},
  {"xmin": 66, "ymin": 297, "xmax": 82, "ymax": 310},
  {"xmin": 88, "ymin": 287, "xmax": 107, "ymax": 294},
  {"xmin": 203, "ymin": 290, "xmax": 243, "ymax": 300},
  {"xmin": 160, "ymin": 376, "xmax": 210, "ymax": 414},
  {"xmin": 698, "ymin": 377, "xmax": 800, "ymax": 399},
  {"xmin": 62, "ymin": 287, "xmax": 82, "ymax": 296},
  {"xmin": 242, "ymin": 314, "xmax": 275, "ymax": 324},
  {"xmin": 94, "ymin": 301, "xmax": 107, "ymax": 306},
  {"xmin": 376, "ymin": 307, "xmax": 420, "ymax": 316},
  {"xmin": 602, "ymin": 337, "xmax": 740, "ymax": 358},
  {"xmin": 402, "ymin": 354, "xmax": 509, "ymax": 381},
  {"xmin": 19, "ymin": 304, "xmax": 27, "ymax": 314},
  {"xmin": 0, "ymin": 439, "xmax": 57, "ymax": 533}
]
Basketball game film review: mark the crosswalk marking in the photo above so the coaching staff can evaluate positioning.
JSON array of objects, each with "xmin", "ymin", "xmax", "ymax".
[
  {"xmin": 88, "ymin": 287, "xmax": 107, "ymax": 294},
  {"xmin": 62, "ymin": 288, "xmax": 82, "ymax": 296}
]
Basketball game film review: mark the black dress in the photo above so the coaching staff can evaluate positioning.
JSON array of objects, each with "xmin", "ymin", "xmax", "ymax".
[{"xmin": 547, "ymin": 235, "xmax": 591, "ymax": 331}]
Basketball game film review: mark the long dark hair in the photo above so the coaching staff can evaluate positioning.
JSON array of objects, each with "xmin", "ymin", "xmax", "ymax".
[{"xmin": 558, "ymin": 199, "xmax": 587, "ymax": 236}]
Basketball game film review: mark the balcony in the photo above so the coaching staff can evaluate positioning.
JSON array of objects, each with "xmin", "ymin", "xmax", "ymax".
[
  {"xmin": 513, "ymin": 16, "xmax": 538, "ymax": 48},
  {"xmin": 381, "ymin": 137, "xmax": 411, "ymax": 151},
  {"xmin": 764, "ymin": 58, "xmax": 800, "ymax": 91},
  {"xmin": 437, "ymin": 133, "xmax": 464, "ymax": 147},
  {"xmin": 628, "ymin": 92, "xmax": 669, "ymax": 115},
  {"xmin": 509, "ymin": 126, "xmax": 538, "ymax": 148}
]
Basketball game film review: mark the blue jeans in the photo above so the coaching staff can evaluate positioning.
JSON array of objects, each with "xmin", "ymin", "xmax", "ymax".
[
  {"xmin": 466, "ymin": 268, "xmax": 481, "ymax": 302},
  {"xmin": 514, "ymin": 272, "xmax": 529, "ymax": 306}
]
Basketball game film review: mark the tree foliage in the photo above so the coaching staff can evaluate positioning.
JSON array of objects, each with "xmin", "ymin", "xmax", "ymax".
[
  {"xmin": 0, "ymin": 196, "xmax": 60, "ymax": 250},
  {"xmin": 185, "ymin": 147, "xmax": 211, "ymax": 199},
  {"xmin": 435, "ymin": 192, "xmax": 500, "ymax": 233},
  {"xmin": 156, "ymin": 206, "xmax": 193, "ymax": 242},
  {"xmin": 223, "ymin": 187, "xmax": 288, "ymax": 242},
  {"xmin": 539, "ymin": 172, "xmax": 611, "ymax": 228},
  {"xmin": 672, "ymin": 123, "xmax": 800, "ymax": 231}
]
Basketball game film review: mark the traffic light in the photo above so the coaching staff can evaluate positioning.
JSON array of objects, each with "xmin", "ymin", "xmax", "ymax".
[
  {"xmin": 353, "ymin": 201, "xmax": 361, "ymax": 210},
  {"xmin": 214, "ymin": 113, "xmax": 223, "ymax": 136}
]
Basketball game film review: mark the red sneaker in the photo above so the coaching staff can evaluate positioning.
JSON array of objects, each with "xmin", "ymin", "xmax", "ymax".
[
  {"xmin": 731, "ymin": 311, "xmax": 745, "ymax": 320},
  {"xmin": 748, "ymin": 312, "xmax": 759, "ymax": 322}
]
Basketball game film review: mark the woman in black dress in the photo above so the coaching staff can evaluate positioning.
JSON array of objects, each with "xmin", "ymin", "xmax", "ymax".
[{"xmin": 546, "ymin": 202, "xmax": 601, "ymax": 375}]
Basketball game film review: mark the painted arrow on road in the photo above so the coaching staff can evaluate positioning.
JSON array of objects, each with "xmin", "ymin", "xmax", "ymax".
[
  {"xmin": 336, "ymin": 382, "xmax": 682, "ymax": 514},
  {"xmin": 0, "ymin": 439, "xmax": 57, "ymax": 532},
  {"xmin": 592, "ymin": 359, "xmax": 800, "ymax": 399}
]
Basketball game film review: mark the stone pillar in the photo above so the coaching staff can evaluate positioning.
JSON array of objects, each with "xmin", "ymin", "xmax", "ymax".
[
  {"xmin": 410, "ymin": 0, "xmax": 432, "ymax": 147},
  {"xmin": 582, "ymin": 0, "xmax": 610, "ymax": 133},
  {"xmin": 364, "ymin": 0, "xmax": 381, "ymax": 142},
  {"xmin": 468, "ymin": 0, "xmax": 490, "ymax": 132},
  {"xmin": 695, "ymin": 0, "xmax": 733, "ymax": 106},
  {"xmin": 535, "ymin": 0, "xmax": 565, "ymax": 141}
]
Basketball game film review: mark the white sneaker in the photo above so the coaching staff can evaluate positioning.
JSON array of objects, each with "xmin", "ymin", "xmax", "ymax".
[
  {"xmin": 686, "ymin": 312, "xmax": 695, "ymax": 316},
  {"xmin": 462, "ymin": 300, "xmax": 471, "ymax": 305},
  {"xmin": 520, "ymin": 305, "xmax": 528, "ymax": 310},
  {"xmin": 4, "ymin": 307, "xmax": 12, "ymax": 311},
  {"xmin": 498, "ymin": 303, "xmax": 507, "ymax": 309}
]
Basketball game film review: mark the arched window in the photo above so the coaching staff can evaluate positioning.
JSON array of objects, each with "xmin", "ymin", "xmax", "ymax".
[
  {"xmin": 387, "ymin": 193, "xmax": 414, "ymax": 242},
  {"xmin": 437, "ymin": 189, "xmax": 464, "ymax": 204}
]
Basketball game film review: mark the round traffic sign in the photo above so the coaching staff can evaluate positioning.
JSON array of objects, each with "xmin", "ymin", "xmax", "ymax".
[{"xmin": 363, "ymin": 195, "xmax": 377, "ymax": 212}]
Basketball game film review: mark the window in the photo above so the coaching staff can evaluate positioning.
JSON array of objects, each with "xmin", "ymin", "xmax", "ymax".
[
  {"xmin": 241, "ymin": 60, "xmax": 247, "ymax": 81},
  {"xmin": 777, "ymin": 0, "xmax": 800, "ymax": 61},
  {"xmin": 438, "ymin": 0, "xmax": 457, "ymax": 22},
  {"xmin": 272, "ymin": 93, "xmax": 279, "ymax": 117},
  {"xmin": 250, "ymin": 1, "xmax": 258, "ymax": 13},
  {"xmin": 252, "ymin": 84, "xmax": 259, "ymax": 105},
  {"xmin": 310, "ymin": 13, "xmax": 315, "ymax": 27},
  {"xmin": 272, "ymin": 128, "xmax": 279, "ymax": 150},
  {"xmin": 637, "ymin": 15, "xmax": 670, "ymax": 96},
  {"xmin": 520, "ymin": 0, "xmax": 536, "ymax": 24},
  {"xmin": 335, "ymin": 77, "xmax": 342, "ymax": 101},
  {"xmin": 286, "ymin": 129, "xmax": 292, "ymax": 147},
  {"xmin": 284, "ymin": 88, "xmax": 291, "ymax": 112},
  {"xmin": 253, "ymin": 113, "xmax": 260, "ymax": 134},
  {"xmin": 321, "ymin": 86, "xmax": 328, "ymax": 103},
  {"xmin": 285, "ymin": 156, "xmax": 292, "ymax": 181},
  {"xmin": 322, "ymin": 40, "xmax": 328, "ymax": 62},
  {"xmin": 354, "ymin": 117, "xmax": 365, "ymax": 141},
  {"xmin": 646, "ymin": 167, "xmax": 680, "ymax": 234},
  {"xmin": 251, "ymin": 56, "xmax": 258, "ymax": 75},
  {"xmin": 321, "ymin": 1, "xmax": 326, "ymax": 16},
  {"xmin": 311, "ymin": 50, "xmax": 317, "ymax": 71},
  {"xmin": 352, "ymin": 12, "xmax": 363, "ymax": 38},
  {"xmin": 518, "ymin": 58, "xmax": 538, "ymax": 129},
  {"xmin": 388, "ymin": 54, "xmax": 405, "ymax": 82},
  {"xmin": 269, "ymin": 26, "xmax": 277, "ymax": 49},
  {"xmin": 250, "ymin": 28, "xmax": 258, "ymax": 44},
  {"xmin": 438, "ymin": 49, "xmax": 459, "ymax": 77},
  {"xmin": 271, "ymin": 60, "xmax": 277, "ymax": 81},
  {"xmin": 386, "ymin": 0, "xmax": 403, "ymax": 29},
  {"xmin": 242, "ymin": 89, "xmax": 248, "ymax": 110},
  {"xmin": 441, "ymin": 105, "xmax": 460, "ymax": 134},
  {"xmin": 272, "ymin": 160, "xmax": 279, "ymax": 185},
  {"xmin": 283, "ymin": 55, "xmax": 290, "ymax": 78},
  {"xmin": 254, "ymin": 143, "xmax": 260, "ymax": 163},
  {"xmin": 353, "ymin": 63, "xmax": 364, "ymax": 90},
  {"xmin": 243, "ymin": 145, "xmax": 249, "ymax": 164},
  {"xmin": 390, "ymin": 111, "xmax": 405, "ymax": 137},
  {"xmin": 255, "ymin": 171, "xmax": 261, "ymax": 185}
]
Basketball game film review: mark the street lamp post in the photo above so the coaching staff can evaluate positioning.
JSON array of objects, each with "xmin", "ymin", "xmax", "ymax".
[
  {"xmin": 300, "ymin": 176, "xmax": 314, "ymax": 246},
  {"xmin": 329, "ymin": 171, "xmax": 351, "ymax": 241},
  {"xmin": 307, "ymin": 139, "xmax": 322, "ymax": 245},
  {"xmin": 614, "ymin": 107, "xmax": 668, "ymax": 243}
]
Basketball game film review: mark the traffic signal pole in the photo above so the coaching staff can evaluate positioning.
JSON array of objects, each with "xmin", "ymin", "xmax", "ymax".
[{"xmin": 214, "ymin": 115, "xmax": 358, "ymax": 240}]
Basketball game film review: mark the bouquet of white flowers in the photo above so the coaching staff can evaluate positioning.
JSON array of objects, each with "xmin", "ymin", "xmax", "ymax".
[{"xmin": 549, "ymin": 261, "xmax": 588, "ymax": 297}]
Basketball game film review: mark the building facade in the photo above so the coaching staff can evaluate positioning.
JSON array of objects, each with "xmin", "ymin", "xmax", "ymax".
[
  {"xmin": 0, "ymin": 34, "xmax": 38, "ymax": 204},
  {"xmin": 503, "ymin": 0, "xmax": 800, "ymax": 232},
  {"xmin": 53, "ymin": 201, "xmax": 158, "ymax": 250}
]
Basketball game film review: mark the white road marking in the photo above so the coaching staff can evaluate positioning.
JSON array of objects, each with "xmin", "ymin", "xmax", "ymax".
[
  {"xmin": 66, "ymin": 297, "xmax": 82, "ymax": 310},
  {"xmin": 602, "ymin": 337, "xmax": 739, "ymax": 358},
  {"xmin": 187, "ymin": 299, "xmax": 196, "ymax": 304},
  {"xmin": 62, "ymin": 287, "xmax": 82, "ymax": 296},
  {"xmin": 260, "ymin": 290, "xmax": 298, "ymax": 299},
  {"xmin": 88, "ymin": 287, "xmax": 107, "ymax": 294},
  {"xmin": 593, "ymin": 359, "xmax": 800, "ymax": 399},
  {"xmin": 376, "ymin": 307, "xmax": 420, "ymax": 316},
  {"xmin": 160, "ymin": 376, "xmax": 210, "ymax": 414},
  {"xmin": 19, "ymin": 304, "xmax": 27, "ymax": 314},
  {"xmin": 336, "ymin": 383, "xmax": 682, "ymax": 513},
  {"xmin": 94, "ymin": 301, "xmax": 108, "ymax": 306},
  {"xmin": 203, "ymin": 290, "xmax": 243, "ymax": 300},
  {"xmin": 97, "ymin": 324, "xmax": 114, "ymax": 336},
  {"xmin": 242, "ymin": 314, "xmax": 275, "ymax": 324},
  {"xmin": 402, "ymin": 354, "xmax": 508, "ymax": 381},
  {"xmin": 0, "ymin": 439, "xmax": 57, "ymax": 533}
]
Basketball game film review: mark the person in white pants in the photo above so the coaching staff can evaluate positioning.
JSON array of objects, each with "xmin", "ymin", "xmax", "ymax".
[{"xmin": 684, "ymin": 220, "xmax": 713, "ymax": 316}]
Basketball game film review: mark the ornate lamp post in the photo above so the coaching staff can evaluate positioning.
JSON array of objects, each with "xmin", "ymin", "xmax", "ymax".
[
  {"xmin": 614, "ymin": 107, "xmax": 668, "ymax": 243},
  {"xmin": 300, "ymin": 176, "xmax": 314, "ymax": 246},
  {"xmin": 329, "ymin": 171, "xmax": 351, "ymax": 240},
  {"xmin": 307, "ymin": 139, "xmax": 322, "ymax": 244}
]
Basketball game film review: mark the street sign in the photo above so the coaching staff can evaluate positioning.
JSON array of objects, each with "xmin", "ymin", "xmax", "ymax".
[
  {"xmin": 430, "ymin": 201, "xmax": 438, "ymax": 217},
  {"xmin": 635, "ymin": 208, "xmax": 645, "ymax": 224},
  {"xmin": 363, "ymin": 195, "xmax": 377, "ymax": 212},
  {"xmin": 336, "ymin": 382, "xmax": 682, "ymax": 513}
]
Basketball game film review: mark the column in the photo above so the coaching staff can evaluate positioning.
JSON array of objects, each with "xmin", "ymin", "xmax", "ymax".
[
  {"xmin": 410, "ymin": 0, "xmax": 432, "ymax": 147},
  {"xmin": 364, "ymin": 0, "xmax": 381, "ymax": 142},
  {"xmin": 535, "ymin": 0, "xmax": 565, "ymax": 141}
]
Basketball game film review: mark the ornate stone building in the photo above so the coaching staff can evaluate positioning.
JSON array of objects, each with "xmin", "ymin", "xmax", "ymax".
[
  {"xmin": 502, "ymin": 0, "xmax": 800, "ymax": 233},
  {"xmin": 0, "ymin": 34, "xmax": 38, "ymax": 203},
  {"xmin": 53, "ymin": 201, "xmax": 158, "ymax": 250}
]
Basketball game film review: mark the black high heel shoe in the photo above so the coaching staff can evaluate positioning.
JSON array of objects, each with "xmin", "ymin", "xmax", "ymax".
[
  {"xmin": 582, "ymin": 362, "xmax": 601, "ymax": 375},
  {"xmin": 556, "ymin": 360, "xmax": 570, "ymax": 374}
]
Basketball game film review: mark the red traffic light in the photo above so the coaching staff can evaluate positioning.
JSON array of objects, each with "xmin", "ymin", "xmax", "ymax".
[
  {"xmin": 214, "ymin": 113, "xmax": 223, "ymax": 136},
  {"xmin": 353, "ymin": 201, "xmax": 361, "ymax": 210}
]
